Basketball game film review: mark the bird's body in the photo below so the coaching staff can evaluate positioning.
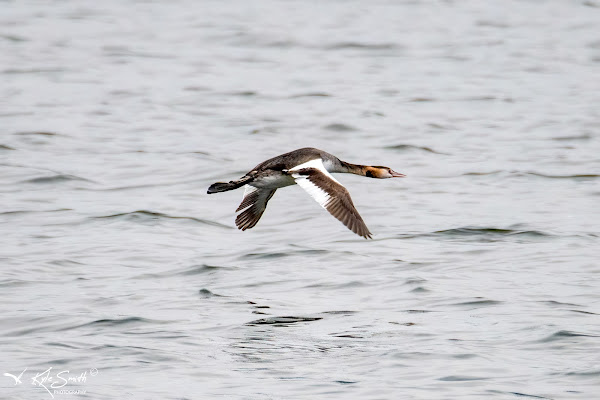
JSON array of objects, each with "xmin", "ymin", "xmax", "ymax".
[
  {"xmin": 237, "ymin": 148, "xmax": 339, "ymax": 188},
  {"xmin": 207, "ymin": 147, "xmax": 404, "ymax": 238}
]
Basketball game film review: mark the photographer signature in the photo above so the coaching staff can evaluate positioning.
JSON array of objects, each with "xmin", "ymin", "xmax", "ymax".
[{"xmin": 4, "ymin": 367, "xmax": 97, "ymax": 398}]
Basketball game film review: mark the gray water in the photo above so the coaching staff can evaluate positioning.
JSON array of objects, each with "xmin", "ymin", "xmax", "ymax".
[{"xmin": 2, "ymin": 1, "xmax": 600, "ymax": 399}]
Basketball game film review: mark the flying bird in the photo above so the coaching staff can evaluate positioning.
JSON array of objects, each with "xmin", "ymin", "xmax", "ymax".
[{"xmin": 207, "ymin": 147, "xmax": 404, "ymax": 238}]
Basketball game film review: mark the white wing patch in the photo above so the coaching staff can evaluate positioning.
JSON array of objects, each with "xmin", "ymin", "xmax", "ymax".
[
  {"xmin": 235, "ymin": 187, "xmax": 277, "ymax": 230},
  {"xmin": 289, "ymin": 158, "xmax": 342, "ymax": 209},
  {"xmin": 289, "ymin": 158, "xmax": 341, "ymax": 184},
  {"xmin": 293, "ymin": 174, "xmax": 331, "ymax": 208},
  {"xmin": 239, "ymin": 185, "xmax": 258, "ymax": 209}
]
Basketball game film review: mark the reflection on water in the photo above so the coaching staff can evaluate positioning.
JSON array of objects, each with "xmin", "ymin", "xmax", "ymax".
[{"xmin": 1, "ymin": 1, "xmax": 599, "ymax": 399}]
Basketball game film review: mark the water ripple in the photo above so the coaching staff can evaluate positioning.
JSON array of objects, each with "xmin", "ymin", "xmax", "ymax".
[
  {"xmin": 92, "ymin": 210, "xmax": 233, "ymax": 228},
  {"xmin": 432, "ymin": 227, "xmax": 551, "ymax": 238},
  {"xmin": 539, "ymin": 330, "xmax": 600, "ymax": 342},
  {"xmin": 324, "ymin": 42, "xmax": 399, "ymax": 50},
  {"xmin": 488, "ymin": 390, "xmax": 552, "ymax": 399},
  {"xmin": 551, "ymin": 134, "xmax": 592, "ymax": 141},
  {"xmin": 323, "ymin": 123, "xmax": 358, "ymax": 132},
  {"xmin": 0, "ymin": 208, "xmax": 71, "ymax": 216},
  {"xmin": 438, "ymin": 375, "xmax": 488, "ymax": 381},
  {"xmin": 459, "ymin": 171, "xmax": 599, "ymax": 180},
  {"xmin": 198, "ymin": 288, "xmax": 224, "ymax": 298},
  {"xmin": 289, "ymin": 92, "xmax": 331, "ymax": 98},
  {"xmin": 239, "ymin": 249, "xmax": 329, "ymax": 260},
  {"xmin": 246, "ymin": 316, "xmax": 323, "ymax": 326},
  {"xmin": 15, "ymin": 131, "xmax": 61, "ymax": 136},
  {"xmin": 136, "ymin": 264, "xmax": 229, "ymax": 280},
  {"xmin": 520, "ymin": 172, "xmax": 599, "ymax": 180},
  {"xmin": 385, "ymin": 144, "xmax": 447, "ymax": 154},
  {"xmin": 394, "ymin": 227, "xmax": 554, "ymax": 242},
  {"xmin": 21, "ymin": 174, "xmax": 93, "ymax": 184},
  {"xmin": 450, "ymin": 299, "xmax": 503, "ymax": 308}
]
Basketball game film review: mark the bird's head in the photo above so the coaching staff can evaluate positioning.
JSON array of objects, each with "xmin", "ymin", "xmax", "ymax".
[{"xmin": 364, "ymin": 166, "xmax": 405, "ymax": 179}]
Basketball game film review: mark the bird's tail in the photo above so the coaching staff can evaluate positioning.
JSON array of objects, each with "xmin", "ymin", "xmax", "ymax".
[{"xmin": 207, "ymin": 176, "xmax": 252, "ymax": 194}]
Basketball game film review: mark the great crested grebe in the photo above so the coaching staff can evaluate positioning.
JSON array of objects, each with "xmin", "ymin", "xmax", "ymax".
[{"xmin": 207, "ymin": 147, "xmax": 404, "ymax": 239}]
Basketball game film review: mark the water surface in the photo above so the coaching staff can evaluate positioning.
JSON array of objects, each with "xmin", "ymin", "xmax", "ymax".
[{"xmin": 1, "ymin": 1, "xmax": 599, "ymax": 399}]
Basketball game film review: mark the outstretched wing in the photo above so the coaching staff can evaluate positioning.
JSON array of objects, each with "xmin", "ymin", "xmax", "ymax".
[
  {"xmin": 235, "ymin": 185, "xmax": 276, "ymax": 230},
  {"xmin": 289, "ymin": 159, "xmax": 372, "ymax": 239}
]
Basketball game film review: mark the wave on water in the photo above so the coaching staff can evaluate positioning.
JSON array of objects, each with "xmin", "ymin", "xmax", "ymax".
[
  {"xmin": 540, "ymin": 300, "xmax": 582, "ymax": 307},
  {"xmin": 324, "ymin": 42, "xmax": 399, "ymax": 50},
  {"xmin": 521, "ymin": 172, "xmax": 599, "ymax": 180},
  {"xmin": 539, "ymin": 330, "xmax": 600, "ymax": 343},
  {"xmin": 321, "ymin": 310, "xmax": 357, "ymax": 316},
  {"xmin": 244, "ymin": 309, "xmax": 359, "ymax": 326},
  {"xmin": 568, "ymin": 309, "xmax": 599, "ymax": 315},
  {"xmin": 432, "ymin": 227, "xmax": 551, "ymax": 238},
  {"xmin": 198, "ymin": 288, "xmax": 225, "ymax": 298},
  {"xmin": 487, "ymin": 390, "xmax": 552, "ymax": 399},
  {"xmin": 176, "ymin": 265, "xmax": 223, "ymax": 276},
  {"xmin": 438, "ymin": 375, "xmax": 489, "ymax": 381},
  {"xmin": 21, "ymin": 174, "xmax": 93, "ymax": 184},
  {"xmin": 246, "ymin": 316, "xmax": 323, "ymax": 326},
  {"xmin": 0, "ymin": 279, "xmax": 29, "ymax": 288},
  {"xmin": 323, "ymin": 123, "xmax": 357, "ymax": 132},
  {"xmin": 385, "ymin": 144, "xmax": 447, "ymax": 154},
  {"xmin": 462, "ymin": 171, "xmax": 503, "ymax": 176},
  {"xmin": 0, "ymin": 208, "xmax": 71, "ymax": 216},
  {"xmin": 564, "ymin": 369, "xmax": 600, "ymax": 377},
  {"xmin": 3, "ymin": 316, "xmax": 169, "ymax": 336},
  {"xmin": 393, "ymin": 227, "xmax": 553, "ymax": 242},
  {"xmin": 74, "ymin": 317, "xmax": 169, "ymax": 329},
  {"xmin": 289, "ymin": 92, "xmax": 331, "ymax": 98},
  {"xmin": 92, "ymin": 210, "xmax": 233, "ymax": 229},
  {"xmin": 551, "ymin": 134, "xmax": 591, "ymax": 141},
  {"xmin": 461, "ymin": 171, "xmax": 598, "ymax": 180},
  {"xmin": 15, "ymin": 131, "xmax": 60, "ymax": 136},
  {"xmin": 229, "ymin": 90, "xmax": 257, "ymax": 97},
  {"xmin": 239, "ymin": 249, "xmax": 328, "ymax": 260},
  {"xmin": 330, "ymin": 332, "xmax": 364, "ymax": 338},
  {"xmin": 449, "ymin": 299, "xmax": 503, "ymax": 308},
  {"xmin": 4, "ymin": 68, "xmax": 66, "ymax": 74},
  {"xmin": 136, "ymin": 265, "xmax": 231, "ymax": 281}
]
